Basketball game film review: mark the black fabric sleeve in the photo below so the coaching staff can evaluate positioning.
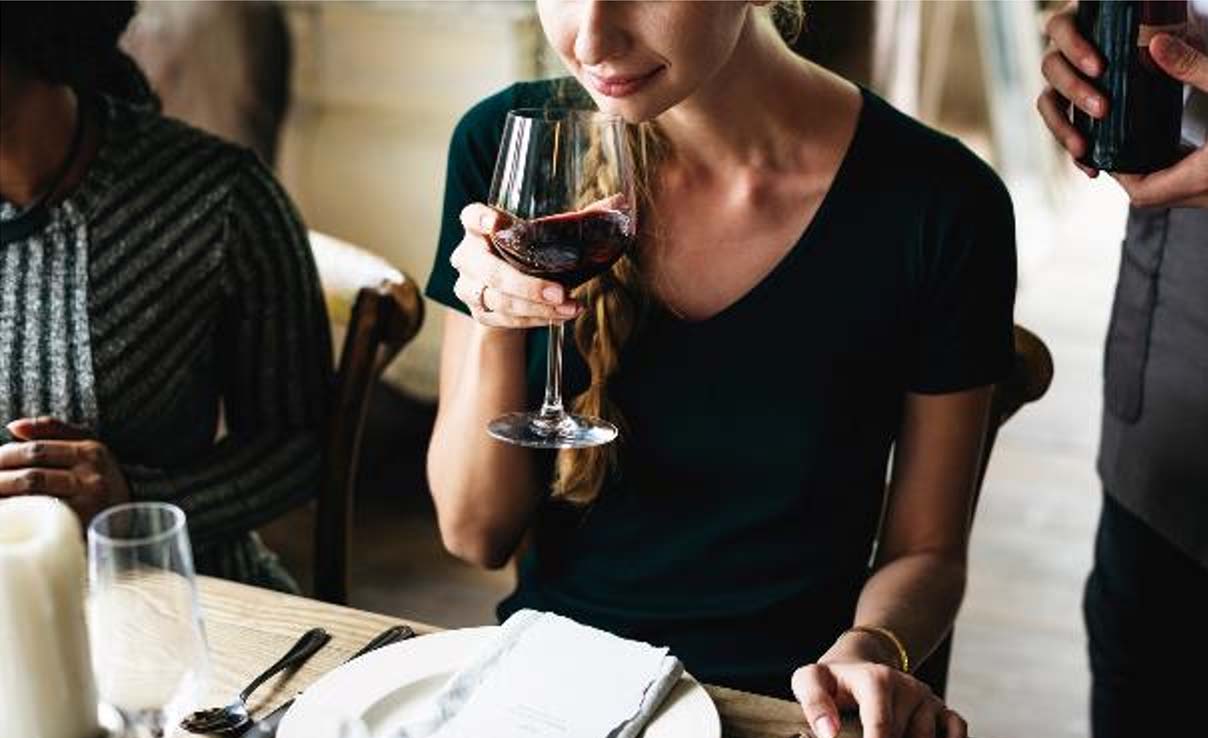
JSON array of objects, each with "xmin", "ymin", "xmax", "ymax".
[
  {"xmin": 123, "ymin": 152, "xmax": 333, "ymax": 545},
  {"xmin": 907, "ymin": 145, "xmax": 1018, "ymax": 394}
]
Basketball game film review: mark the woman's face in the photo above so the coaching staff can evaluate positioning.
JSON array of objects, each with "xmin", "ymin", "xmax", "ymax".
[{"xmin": 537, "ymin": 0, "xmax": 752, "ymax": 122}]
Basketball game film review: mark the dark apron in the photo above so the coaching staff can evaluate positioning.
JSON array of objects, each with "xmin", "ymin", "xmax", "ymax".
[{"xmin": 1098, "ymin": 206, "xmax": 1208, "ymax": 569}]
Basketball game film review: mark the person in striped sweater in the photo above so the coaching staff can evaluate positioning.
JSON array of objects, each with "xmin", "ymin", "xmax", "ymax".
[{"xmin": 0, "ymin": 2, "xmax": 332, "ymax": 591}]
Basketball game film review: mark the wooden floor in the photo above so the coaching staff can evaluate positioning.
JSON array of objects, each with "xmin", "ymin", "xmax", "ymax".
[{"xmin": 262, "ymin": 175, "xmax": 1129, "ymax": 738}]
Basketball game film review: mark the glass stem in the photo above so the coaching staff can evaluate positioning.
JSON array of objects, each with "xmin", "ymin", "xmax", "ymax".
[{"xmin": 539, "ymin": 320, "xmax": 565, "ymax": 421}]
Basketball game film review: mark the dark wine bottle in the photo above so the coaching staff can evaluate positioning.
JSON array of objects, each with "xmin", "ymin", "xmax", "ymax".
[{"xmin": 1073, "ymin": 0, "xmax": 1187, "ymax": 173}]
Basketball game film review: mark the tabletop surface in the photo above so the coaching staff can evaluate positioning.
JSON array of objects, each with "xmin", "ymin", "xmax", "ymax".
[{"xmin": 191, "ymin": 576, "xmax": 864, "ymax": 738}]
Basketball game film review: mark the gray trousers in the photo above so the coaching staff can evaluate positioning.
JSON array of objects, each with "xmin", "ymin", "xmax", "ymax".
[{"xmin": 1097, "ymin": 206, "xmax": 1208, "ymax": 569}]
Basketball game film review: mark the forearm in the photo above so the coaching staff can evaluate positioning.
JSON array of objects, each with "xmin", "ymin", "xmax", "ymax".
[
  {"xmin": 428, "ymin": 318, "xmax": 543, "ymax": 567},
  {"xmin": 822, "ymin": 552, "xmax": 967, "ymax": 671}
]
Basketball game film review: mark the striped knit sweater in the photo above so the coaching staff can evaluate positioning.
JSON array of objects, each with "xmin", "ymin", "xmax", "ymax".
[{"xmin": 0, "ymin": 95, "xmax": 331, "ymax": 591}]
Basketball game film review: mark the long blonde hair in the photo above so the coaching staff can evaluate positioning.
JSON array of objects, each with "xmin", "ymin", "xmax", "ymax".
[{"xmin": 551, "ymin": 0, "xmax": 804, "ymax": 505}]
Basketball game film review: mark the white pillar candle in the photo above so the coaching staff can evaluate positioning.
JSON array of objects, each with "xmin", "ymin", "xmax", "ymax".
[{"xmin": 0, "ymin": 497, "xmax": 100, "ymax": 738}]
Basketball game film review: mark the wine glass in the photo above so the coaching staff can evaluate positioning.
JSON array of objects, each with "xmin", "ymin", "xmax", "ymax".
[
  {"xmin": 87, "ymin": 502, "xmax": 209, "ymax": 738},
  {"xmin": 486, "ymin": 108, "xmax": 637, "ymax": 448}
]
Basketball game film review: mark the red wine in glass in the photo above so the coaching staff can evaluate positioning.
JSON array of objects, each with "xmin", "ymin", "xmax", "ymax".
[
  {"xmin": 490, "ymin": 208, "xmax": 636, "ymax": 288},
  {"xmin": 485, "ymin": 108, "xmax": 637, "ymax": 449}
]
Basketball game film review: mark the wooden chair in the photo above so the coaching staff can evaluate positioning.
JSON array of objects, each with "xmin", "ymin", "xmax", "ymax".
[
  {"xmin": 910, "ymin": 324, "xmax": 1054, "ymax": 698},
  {"xmin": 309, "ymin": 232, "xmax": 424, "ymax": 604}
]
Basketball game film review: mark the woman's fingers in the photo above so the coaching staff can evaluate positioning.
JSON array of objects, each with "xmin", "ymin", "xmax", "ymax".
[
  {"xmin": 791, "ymin": 665, "xmax": 842, "ymax": 738},
  {"xmin": 844, "ymin": 665, "xmax": 895, "ymax": 738},
  {"xmin": 1044, "ymin": 6, "xmax": 1102, "ymax": 77},
  {"xmin": 905, "ymin": 698, "xmax": 941, "ymax": 738},
  {"xmin": 1041, "ymin": 49, "xmax": 1106, "ymax": 118},
  {"xmin": 459, "ymin": 203, "xmax": 505, "ymax": 238},
  {"xmin": 453, "ymin": 277, "xmax": 577, "ymax": 323},
  {"xmin": 942, "ymin": 709, "xmax": 968, "ymax": 738}
]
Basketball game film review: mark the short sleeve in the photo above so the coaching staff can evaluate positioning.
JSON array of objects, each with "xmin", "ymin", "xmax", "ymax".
[
  {"xmin": 425, "ymin": 86, "xmax": 519, "ymax": 315},
  {"xmin": 907, "ymin": 146, "xmax": 1018, "ymax": 394}
]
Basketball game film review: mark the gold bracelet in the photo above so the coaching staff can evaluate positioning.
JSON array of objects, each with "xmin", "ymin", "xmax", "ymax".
[{"xmin": 842, "ymin": 625, "xmax": 910, "ymax": 673}]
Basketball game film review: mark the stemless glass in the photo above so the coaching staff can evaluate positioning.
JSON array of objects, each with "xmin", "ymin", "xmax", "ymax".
[
  {"xmin": 486, "ymin": 108, "xmax": 637, "ymax": 448},
  {"xmin": 88, "ymin": 502, "xmax": 209, "ymax": 738}
]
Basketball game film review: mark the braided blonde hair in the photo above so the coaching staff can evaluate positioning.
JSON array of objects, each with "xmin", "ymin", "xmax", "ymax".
[{"xmin": 551, "ymin": 0, "xmax": 804, "ymax": 505}]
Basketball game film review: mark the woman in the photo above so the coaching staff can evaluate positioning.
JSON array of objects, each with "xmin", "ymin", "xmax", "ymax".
[
  {"xmin": 426, "ymin": 2, "xmax": 1015, "ymax": 736},
  {"xmin": 1037, "ymin": 2, "xmax": 1208, "ymax": 735},
  {"xmin": 0, "ymin": 2, "xmax": 331, "ymax": 591}
]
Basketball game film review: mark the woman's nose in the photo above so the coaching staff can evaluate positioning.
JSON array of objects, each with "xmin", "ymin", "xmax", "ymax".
[{"xmin": 572, "ymin": 0, "xmax": 629, "ymax": 67}]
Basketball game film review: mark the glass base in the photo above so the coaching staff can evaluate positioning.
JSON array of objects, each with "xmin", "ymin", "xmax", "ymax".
[{"xmin": 487, "ymin": 411, "xmax": 618, "ymax": 449}]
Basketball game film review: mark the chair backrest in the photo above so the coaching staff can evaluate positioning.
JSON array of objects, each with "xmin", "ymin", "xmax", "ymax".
[
  {"xmin": 310, "ymin": 232, "xmax": 424, "ymax": 604},
  {"xmin": 911, "ymin": 324, "xmax": 1054, "ymax": 697}
]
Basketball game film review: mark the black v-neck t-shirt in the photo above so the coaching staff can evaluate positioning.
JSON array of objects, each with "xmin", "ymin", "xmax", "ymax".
[{"xmin": 426, "ymin": 80, "xmax": 1017, "ymax": 698}]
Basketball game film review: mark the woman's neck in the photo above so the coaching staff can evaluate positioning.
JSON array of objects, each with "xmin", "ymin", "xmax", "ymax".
[
  {"xmin": 655, "ymin": 12, "xmax": 854, "ymax": 180},
  {"xmin": 0, "ymin": 80, "xmax": 79, "ymax": 207}
]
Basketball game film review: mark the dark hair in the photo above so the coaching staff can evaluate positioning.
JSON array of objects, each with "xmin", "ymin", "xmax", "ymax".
[{"xmin": 1, "ymin": 1, "xmax": 154, "ymax": 105}]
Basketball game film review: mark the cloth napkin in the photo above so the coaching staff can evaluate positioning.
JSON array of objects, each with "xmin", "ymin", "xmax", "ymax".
[{"xmin": 394, "ymin": 609, "xmax": 683, "ymax": 738}]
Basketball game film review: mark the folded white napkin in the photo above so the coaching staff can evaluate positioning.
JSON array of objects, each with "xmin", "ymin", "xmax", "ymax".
[{"xmin": 395, "ymin": 609, "xmax": 683, "ymax": 738}]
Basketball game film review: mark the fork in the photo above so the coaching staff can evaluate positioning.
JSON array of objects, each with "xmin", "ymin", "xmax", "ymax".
[{"xmin": 245, "ymin": 624, "xmax": 417, "ymax": 737}]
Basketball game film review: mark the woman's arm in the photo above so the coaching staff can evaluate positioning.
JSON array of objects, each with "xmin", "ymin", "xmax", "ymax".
[
  {"xmin": 793, "ymin": 387, "xmax": 990, "ymax": 738},
  {"xmin": 426, "ymin": 205, "xmax": 581, "ymax": 569},
  {"xmin": 427, "ymin": 310, "xmax": 541, "ymax": 568},
  {"xmin": 830, "ymin": 387, "xmax": 990, "ymax": 671}
]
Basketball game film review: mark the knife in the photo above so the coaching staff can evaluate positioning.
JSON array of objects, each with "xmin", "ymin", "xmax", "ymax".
[{"xmin": 246, "ymin": 624, "xmax": 417, "ymax": 737}]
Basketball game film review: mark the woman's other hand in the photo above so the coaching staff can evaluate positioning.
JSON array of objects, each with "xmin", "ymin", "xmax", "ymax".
[{"xmin": 792, "ymin": 629, "xmax": 967, "ymax": 738}]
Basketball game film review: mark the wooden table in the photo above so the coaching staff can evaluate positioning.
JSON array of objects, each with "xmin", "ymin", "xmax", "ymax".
[{"xmin": 196, "ymin": 576, "xmax": 861, "ymax": 738}]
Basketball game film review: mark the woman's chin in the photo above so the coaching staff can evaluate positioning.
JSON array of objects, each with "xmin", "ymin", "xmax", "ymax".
[{"xmin": 585, "ymin": 94, "xmax": 666, "ymax": 125}]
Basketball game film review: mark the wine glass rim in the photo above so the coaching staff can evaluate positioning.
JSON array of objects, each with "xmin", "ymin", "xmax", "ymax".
[
  {"xmin": 89, "ymin": 501, "xmax": 187, "ymax": 547},
  {"xmin": 506, "ymin": 107, "xmax": 624, "ymax": 123}
]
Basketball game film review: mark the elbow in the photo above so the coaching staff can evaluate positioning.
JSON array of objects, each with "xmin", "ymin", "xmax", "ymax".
[
  {"xmin": 438, "ymin": 518, "xmax": 515, "ymax": 570},
  {"xmin": 429, "ymin": 477, "xmax": 517, "ymax": 569},
  {"xmin": 426, "ymin": 447, "xmax": 524, "ymax": 570}
]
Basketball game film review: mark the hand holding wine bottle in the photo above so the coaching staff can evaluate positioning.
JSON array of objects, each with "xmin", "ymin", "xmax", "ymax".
[{"xmin": 1037, "ymin": 1, "xmax": 1208, "ymax": 208}]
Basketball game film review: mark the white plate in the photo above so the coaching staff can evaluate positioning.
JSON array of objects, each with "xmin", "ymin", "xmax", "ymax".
[{"xmin": 279, "ymin": 626, "xmax": 720, "ymax": 738}]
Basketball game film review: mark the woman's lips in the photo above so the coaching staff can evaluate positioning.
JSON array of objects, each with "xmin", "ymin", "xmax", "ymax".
[{"xmin": 585, "ymin": 67, "xmax": 664, "ymax": 98}]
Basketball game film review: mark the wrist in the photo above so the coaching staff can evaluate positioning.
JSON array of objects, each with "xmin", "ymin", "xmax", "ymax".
[
  {"xmin": 470, "ymin": 321, "xmax": 528, "ymax": 349},
  {"xmin": 822, "ymin": 626, "xmax": 909, "ymax": 672}
]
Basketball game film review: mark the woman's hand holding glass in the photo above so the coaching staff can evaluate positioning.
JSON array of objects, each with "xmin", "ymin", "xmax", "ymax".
[{"xmin": 450, "ymin": 203, "xmax": 583, "ymax": 329}]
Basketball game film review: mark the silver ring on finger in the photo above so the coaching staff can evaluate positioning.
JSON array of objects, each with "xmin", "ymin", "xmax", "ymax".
[{"xmin": 475, "ymin": 284, "xmax": 493, "ymax": 313}]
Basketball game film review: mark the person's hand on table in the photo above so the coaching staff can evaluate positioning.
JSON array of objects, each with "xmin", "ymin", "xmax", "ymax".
[
  {"xmin": 0, "ymin": 416, "xmax": 131, "ymax": 525},
  {"xmin": 1037, "ymin": 2, "xmax": 1208, "ymax": 208},
  {"xmin": 449, "ymin": 203, "xmax": 583, "ymax": 328},
  {"xmin": 791, "ymin": 630, "xmax": 966, "ymax": 738}
]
